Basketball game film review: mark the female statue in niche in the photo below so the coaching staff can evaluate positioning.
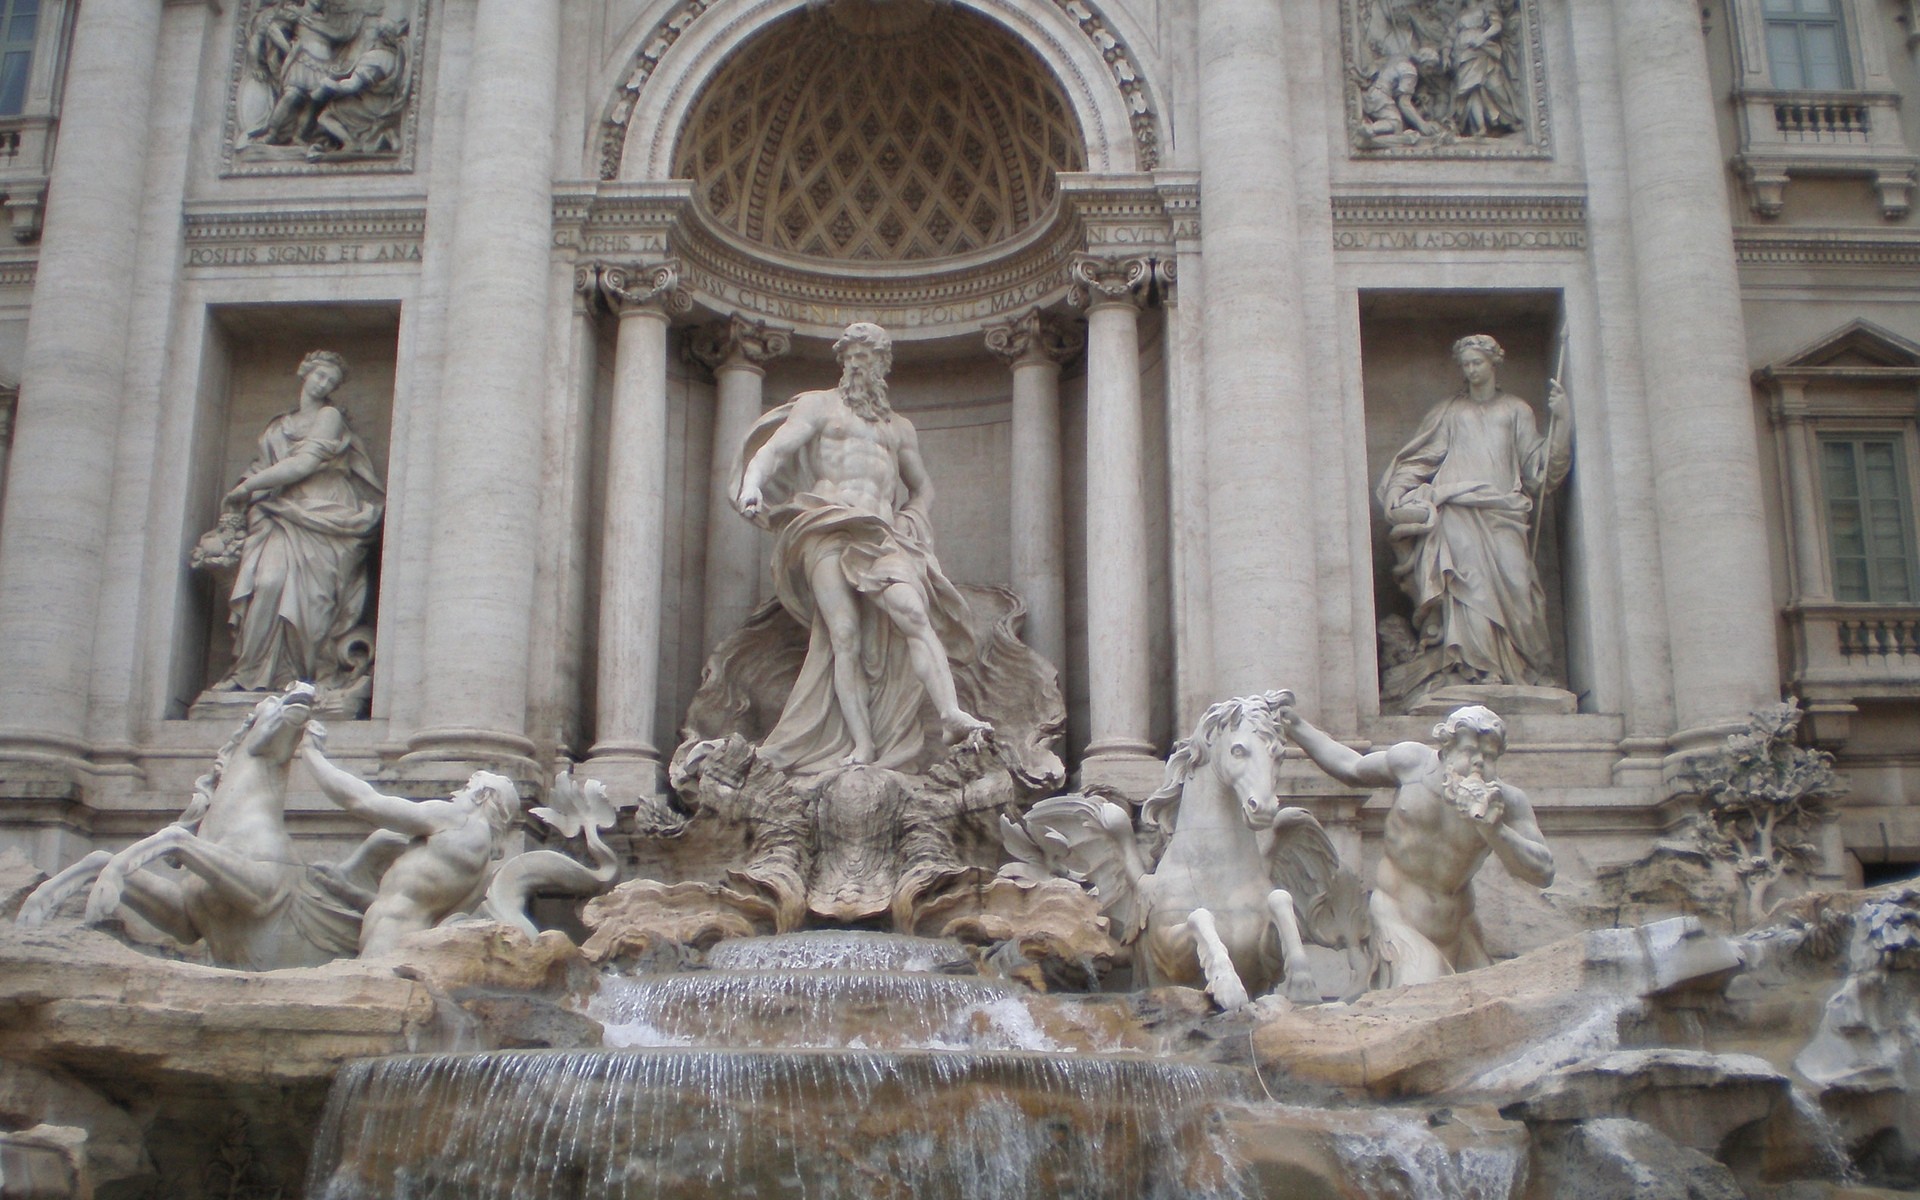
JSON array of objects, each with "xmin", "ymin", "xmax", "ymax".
[
  {"xmin": 196, "ymin": 350, "xmax": 384, "ymax": 714},
  {"xmin": 1377, "ymin": 334, "xmax": 1569, "ymax": 709}
]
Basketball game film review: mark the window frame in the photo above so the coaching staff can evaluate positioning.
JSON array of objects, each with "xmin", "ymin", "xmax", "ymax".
[
  {"xmin": 1815, "ymin": 427, "xmax": 1920, "ymax": 604},
  {"xmin": 1760, "ymin": 0, "xmax": 1855, "ymax": 91}
]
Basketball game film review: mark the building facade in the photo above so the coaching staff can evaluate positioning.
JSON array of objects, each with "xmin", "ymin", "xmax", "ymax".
[{"xmin": 0, "ymin": 0, "xmax": 1915, "ymax": 939}]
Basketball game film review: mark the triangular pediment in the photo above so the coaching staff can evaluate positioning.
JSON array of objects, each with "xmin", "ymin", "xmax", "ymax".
[{"xmin": 1769, "ymin": 320, "xmax": 1920, "ymax": 373}]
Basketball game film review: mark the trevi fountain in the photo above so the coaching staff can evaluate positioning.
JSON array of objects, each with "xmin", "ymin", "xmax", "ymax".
[{"xmin": 0, "ymin": 0, "xmax": 1917, "ymax": 1197}]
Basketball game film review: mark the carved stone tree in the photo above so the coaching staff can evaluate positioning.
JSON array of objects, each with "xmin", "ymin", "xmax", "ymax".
[{"xmin": 1687, "ymin": 700, "xmax": 1844, "ymax": 926}]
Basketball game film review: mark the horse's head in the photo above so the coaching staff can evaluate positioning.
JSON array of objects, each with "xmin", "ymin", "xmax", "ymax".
[
  {"xmin": 1143, "ymin": 691, "xmax": 1293, "ymax": 834},
  {"xmin": 242, "ymin": 682, "xmax": 317, "ymax": 762}
]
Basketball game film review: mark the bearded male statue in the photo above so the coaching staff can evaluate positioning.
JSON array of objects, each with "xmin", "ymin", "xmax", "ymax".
[
  {"xmin": 733, "ymin": 322, "xmax": 992, "ymax": 773},
  {"xmin": 1278, "ymin": 700, "xmax": 1555, "ymax": 989}
]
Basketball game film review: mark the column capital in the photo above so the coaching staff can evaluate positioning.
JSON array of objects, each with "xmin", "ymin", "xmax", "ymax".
[
  {"xmin": 1066, "ymin": 253, "xmax": 1154, "ymax": 310},
  {"xmin": 686, "ymin": 314, "xmax": 794, "ymax": 373},
  {"xmin": 984, "ymin": 308, "xmax": 1085, "ymax": 369},
  {"xmin": 576, "ymin": 258, "xmax": 693, "ymax": 319}
]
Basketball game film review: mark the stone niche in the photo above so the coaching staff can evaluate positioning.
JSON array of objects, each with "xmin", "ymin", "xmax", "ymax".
[
  {"xmin": 1358, "ymin": 289, "xmax": 1586, "ymax": 712},
  {"xmin": 171, "ymin": 304, "xmax": 399, "ymax": 720}
]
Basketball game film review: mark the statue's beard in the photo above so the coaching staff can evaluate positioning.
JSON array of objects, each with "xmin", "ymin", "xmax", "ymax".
[
  {"xmin": 841, "ymin": 363, "xmax": 891, "ymax": 421},
  {"xmin": 1442, "ymin": 766, "xmax": 1494, "ymax": 821}
]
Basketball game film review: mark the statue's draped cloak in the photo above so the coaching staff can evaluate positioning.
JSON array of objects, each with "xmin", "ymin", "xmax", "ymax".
[
  {"xmin": 1377, "ymin": 391, "xmax": 1567, "ymax": 687},
  {"xmin": 226, "ymin": 409, "xmax": 385, "ymax": 690},
  {"xmin": 730, "ymin": 399, "xmax": 979, "ymax": 774}
]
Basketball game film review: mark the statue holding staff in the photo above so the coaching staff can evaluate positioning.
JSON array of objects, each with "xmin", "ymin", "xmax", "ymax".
[{"xmin": 1377, "ymin": 333, "xmax": 1570, "ymax": 707}]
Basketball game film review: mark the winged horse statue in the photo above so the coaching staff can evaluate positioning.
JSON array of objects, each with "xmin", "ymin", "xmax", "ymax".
[{"xmin": 1003, "ymin": 691, "xmax": 1367, "ymax": 1009}]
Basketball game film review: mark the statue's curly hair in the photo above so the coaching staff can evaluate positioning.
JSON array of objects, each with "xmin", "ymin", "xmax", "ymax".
[{"xmin": 1450, "ymin": 334, "xmax": 1505, "ymax": 366}]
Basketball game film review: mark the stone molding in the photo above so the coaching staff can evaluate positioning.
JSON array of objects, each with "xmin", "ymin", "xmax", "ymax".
[
  {"xmin": 1336, "ymin": 0, "xmax": 1551, "ymax": 159},
  {"xmin": 576, "ymin": 258, "xmax": 695, "ymax": 318},
  {"xmin": 1330, "ymin": 191, "xmax": 1586, "ymax": 251},
  {"xmin": 551, "ymin": 175, "xmax": 1185, "ymax": 339},
  {"xmin": 220, "ymin": 0, "xmax": 430, "ymax": 177},
  {"xmin": 983, "ymin": 308, "xmax": 1084, "ymax": 367},
  {"xmin": 686, "ymin": 314, "xmax": 794, "ymax": 372},
  {"xmin": 595, "ymin": 0, "xmax": 1162, "ymax": 181},
  {"xmin": 1734, "ymin": 228, "xmax": 1920, "ymax": 269},
  {"xmin": 0, "ymin": 260, "xmax": 34, "ymax": 289},
  {"xmin": 181, "ymin": 204, "xmax": 427, "ymax": 269}
]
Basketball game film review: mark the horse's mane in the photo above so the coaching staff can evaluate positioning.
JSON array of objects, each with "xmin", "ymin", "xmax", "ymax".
[
  {"xmin": 1140, "ymin": 692, "xmax": 1288, "ymax": 835},
  {"xmin": 176, "ymin": 698, "xmax": 271, "ymax": 831}
]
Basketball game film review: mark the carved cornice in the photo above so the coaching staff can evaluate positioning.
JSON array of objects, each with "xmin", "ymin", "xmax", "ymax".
[
  {"xmin": 0, "ymin": 259, "xmax": 34, "ymax": 289},
  {"xmin": 595, "ymin": 0, "xmax": 1162, "ymax": 179},
  {"xmin": 181, "ymin": 204, "xmax": 428, "ymax": 268},
  {"xmin": 577, "ymin": 259, "xmax": 695, "ymax": 318},
  {"xmin": 1735, "ymin": 229, "xmax": 1920, "ymax": 269},
  {"xmin": 984, "ymin": 307, "xmax": 1084, "ymax": 367},
  {"xmin": 1330, "ymin": 192, "xmax": 1586, "ymax": 251},
  {"xmin": 686, "ymin": 314, "xmax": 794, "ymax": 372}
]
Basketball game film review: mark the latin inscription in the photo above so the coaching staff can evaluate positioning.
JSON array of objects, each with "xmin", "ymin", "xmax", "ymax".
[
  {"xmin": 185, "ymin": 241, "xmax": 424, "ymax": 268},
  {"xmin": 1333, "ymin": 227, "xmax": 1586, "ymax": 251}
]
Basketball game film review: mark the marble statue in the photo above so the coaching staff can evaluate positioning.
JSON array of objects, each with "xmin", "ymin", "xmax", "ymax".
[
  {"xmin": 239, "ymin": 1, "xmax": 415, "ymax": 161},
  {"xmin": 1376, "ymin": 333, "xmax": 1569, "ymax": 708},
  {"xmin": 1346, "ymin": 0, "xmax": 1530, "ymax": 151},
  {"xmin": 1356, "ymin": 45, "xmax": 1442, "ymax": 145},
  {"xmin": 1278, "ymin": 700, "xmax": 1555, "ymax": 989},
  {"xmin": 14, "ymin": 685, "xmax": 373, "ymax": 969},
  {"xmin": 1449, "ymin": 4, "xmax": 1520, "ymax": 137},
  {"xmin": 1003, "ymin": 692, "xmax": 1361, "ymax": 1010},
  {"xmin": 193, "ymin": 349, "xmax": 384, "ymax": 717},
  {"xmin": 482, "ymin": 769, "xmax": 622, "ymax": 940},
  {"xmin": 300, "ymin": 731, "xmax": 517, "ymax": 957},
  {"xmin": 733, "ymin": 322, "xmax": 991, "ymax": 772}
]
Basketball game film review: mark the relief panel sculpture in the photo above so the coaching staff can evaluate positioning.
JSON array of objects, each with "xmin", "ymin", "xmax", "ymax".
[
  {"xmin": 1340, "ymin": 0, "xmax": 1549, "ymax": 157},
  {"xmin": 191, "ymin": 350, "xmax": 385, "ymax": 719},
  {"xmin": 225, "ymin": 0, "xmax": 426, "ymax": 173}
]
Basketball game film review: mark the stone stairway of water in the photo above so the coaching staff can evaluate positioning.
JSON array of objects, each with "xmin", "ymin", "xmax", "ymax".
[{"xmin": 302, "ymin": 930, "xmax": 1531, "ymax": 1199}]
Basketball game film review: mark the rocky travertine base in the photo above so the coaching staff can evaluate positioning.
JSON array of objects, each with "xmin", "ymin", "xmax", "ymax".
[{"xmin": 1, "ymin": 871, "xmax": 1914, "ymax": 1198}]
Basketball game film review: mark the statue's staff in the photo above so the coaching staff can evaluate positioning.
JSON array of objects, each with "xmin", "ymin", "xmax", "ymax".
[{"xmin": 1528, "ymin": 324, "xmax": 1570, "ymax": 561}]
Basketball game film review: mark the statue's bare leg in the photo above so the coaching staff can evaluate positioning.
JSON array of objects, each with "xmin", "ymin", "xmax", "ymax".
[
  {"xmin": 1265, "ymin": 889, "xmax": 1321, "ymax": 1004},
  {"xmin": 1185, "ymin": 907, "xmax": 1250, "ymax": 1010},
  {"xmin": 877, "ymin": 582, "xmax": 988, "ymax": 743},
  {"xmin": 809, "ymin": 556, "xmax": 876, "ymax": 765}
]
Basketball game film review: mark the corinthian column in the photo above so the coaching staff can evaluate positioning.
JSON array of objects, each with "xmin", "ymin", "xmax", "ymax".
[
  {"xmin": 1195, "ymin": 0, "xmax": 1319, "ymax": 709},
  {"xmin": 985, "ymin": 308, "xmax": 1081, "ymax": 675},
  {"xmin": 1072, "ymin": 255, "xmax": 1160, "ymax": 796},
  {"xmin": 0, "ymin": 0, "xmax": 161, "ymax": 764},
  {"xmin": 584, "ymin": 261, "xmax": 691, "ymax": 797},
  {"xmin": 688, "ymin": 315, "xmax": 790, "ymax": 654},
  {"xmin": 407, "ymin": 0, "xmax": 560, "ymax": 764},
  {"xmin": 1612, "ymin": 0, "xmax": 1779, "ymax": 747}
]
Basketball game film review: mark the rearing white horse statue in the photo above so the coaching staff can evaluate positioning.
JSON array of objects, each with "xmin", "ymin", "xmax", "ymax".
[{"xmin": 1004, "ymin": 691, "xmax": 1361, "ymax": 1009}]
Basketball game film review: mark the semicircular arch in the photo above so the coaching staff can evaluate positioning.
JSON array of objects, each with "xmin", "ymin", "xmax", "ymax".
[{"xmin": 596, "ymin": 0, "xmax": 1160, "ymax": 183}]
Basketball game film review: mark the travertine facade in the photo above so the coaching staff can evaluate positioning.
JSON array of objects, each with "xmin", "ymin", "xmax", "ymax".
[{"xmin": 1, "ymin": 0, "xmax": 1918, "ymax": 948}]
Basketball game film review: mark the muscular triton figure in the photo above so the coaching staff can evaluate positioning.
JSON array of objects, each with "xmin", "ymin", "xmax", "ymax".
[
  {"xmin": 1277, "ymin": 701, "xmax": 1554, "ymax": 988},
  {"xmin": 734, "ymin": 322, "xmax": 990, "ymax": 772},
  {"xmin": 301, "ymin": 729, "xmax": 516, "ymax": 956}
]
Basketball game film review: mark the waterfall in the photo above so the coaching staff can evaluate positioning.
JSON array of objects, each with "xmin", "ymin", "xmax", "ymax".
[{"xmin": 306, "ymin": 1049, "xmax": 1258, "ymax": 1199}]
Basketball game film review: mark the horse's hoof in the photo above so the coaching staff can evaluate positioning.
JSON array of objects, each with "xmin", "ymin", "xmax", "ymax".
[
  {"xmin": 83, "ymin": 880, "xmax": 121, "ymax": 926},
  {"xmin": 1211, "ymin": 978, "xmax": 1250, "ymax": 1011},
  {"xmin": 1284, "ymin": 959, "xmax": 1322, "ymax": 1005}
]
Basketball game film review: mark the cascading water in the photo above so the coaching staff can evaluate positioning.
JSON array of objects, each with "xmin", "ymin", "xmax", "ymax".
[{"xmin": 303, "ymin": 932, "xmax": 1264, "ymax": 1198}]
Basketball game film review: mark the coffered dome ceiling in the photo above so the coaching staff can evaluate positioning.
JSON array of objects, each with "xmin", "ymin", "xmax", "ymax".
[{"xmin": 673, "ymin": 1, "xmax": 1088, "ymax": 263}]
